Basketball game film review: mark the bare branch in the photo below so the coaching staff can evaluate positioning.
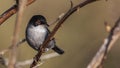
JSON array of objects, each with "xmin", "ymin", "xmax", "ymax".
[
  {"xmin": 30, "ymin": 0, "xmax": 99, "ymax": 67},
  {"xmin": 49, "ymin": 0, "xmax": 73, "ymax": 26},
  {"xmin": 8, "ymin": 0, "xmax": 27, "ymax": 68},
  {"xmin": 0, "ymin": 38, "xmax": 26, "ymax": 57},
  {"xmin": 49, "ymin": 13, "xmax": 65, "ymax": 26},
  {"xmin": 0, "ymin": 0, "xmax": 36, "ymax": 25},
  {"xmin": 0, "ymin": 52, "xmax": 59, "ymax": 68},
  {"xmin": 87, "ymin": 17, "xmax": 120, "ymax": 68},
  {"xmin": 16, "ymin": 38, "xmax": 26, "ymax": 46},
  {"xmin": 16, "ymin": 53, "xmax": 59, "ymax": 68}
]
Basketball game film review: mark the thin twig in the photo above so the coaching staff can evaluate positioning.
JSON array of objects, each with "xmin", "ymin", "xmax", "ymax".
[
  {"xmin": 49, "ymin": 13, "xmax": 65, "ymax": 26},
  {"xmin": 0, "ymin": 52, "xmax": 60, "ymax": 68},
  {"xmin": 8, "ymin": 0, "xmax": 27, "ymax": 68},
  {"xmin": 87, "ymin": 17, "xmax": 120, "ymax": 68},
  {"xmin": 70, "ymin": 0, "xmax": 74, "ymax": 9},
  {"xmin": 49, "ymin": 0, "xmax": 73, "ymax": 26},
  {"xmin": 0, "ymin": 38, "xmax": 26, "ymax": 67},
  {"xmin": 16, "ymin": 53, "xmax": 59, "ymax": 68},
  {"xmin": 0, "ymin": 38, "xmax": 26, "ymax": 56},
  {"xmin": 30, "ymin": 0, "xmax": 99, "ymax": 67},
  {"xmin": 16, "ymin": 38, "xmax": 26, "ymax": 46},
  {"xmin": 0, "ymin": 0, "xmax": 36, "ymax": 25}
]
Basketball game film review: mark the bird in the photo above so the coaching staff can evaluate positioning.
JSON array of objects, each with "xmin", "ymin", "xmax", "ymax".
[{"xmin": 25, "ymin": 15, "xmax": 64, "ymax": 55}]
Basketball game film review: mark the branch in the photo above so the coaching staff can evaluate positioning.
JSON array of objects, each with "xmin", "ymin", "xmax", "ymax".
[
  {"xmin": 87, "ymin": 17, "xmax": 120, "ymax": 68},
  {"xmin": 0, "ymin": 39, "xmax": 26, "ymax": 67},
  {"xmin": 49, "ymin": 0, "xmax": 73, "ymax": 26},
  {"xmin": 0, "ymin": 52, "xmax": 60, "ymax": 68},
  {"xmin": 0, "ymin": 0, "xmax": 36, "ymax": 25},
  {"xmin": 0, "ymin": 39, "xmax": 26, "ymax": 57},
  {"xmin": 16, "ymin": 53, "xmax": 59, "ymax": 68},
  {"xmin": 8, "ymin": 0, "xmax": 27, "ymax": 68},
  {"xmin": 30, "ymin": 0, "xmax": 99, "ymax": 67},
  {"xmin": 49, "ymin": 13, "xmax": 65, "ymax": 25}
]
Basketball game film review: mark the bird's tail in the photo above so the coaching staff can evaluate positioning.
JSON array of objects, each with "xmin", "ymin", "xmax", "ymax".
[{"xmin": 52, "ymin": 45, "xmax": 64, "ymax": 55}]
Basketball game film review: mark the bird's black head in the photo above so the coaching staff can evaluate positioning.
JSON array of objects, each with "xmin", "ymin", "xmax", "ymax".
[{"xmin": 29, "ymin": 15, "xmax": 49, "ymax": 26}]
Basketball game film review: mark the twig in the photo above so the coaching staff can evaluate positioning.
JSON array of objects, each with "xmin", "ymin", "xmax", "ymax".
[
  {"xmin": 16, "ymin": 38, "xmax": 26, "ymax": 46},
  {"xmin": 49, "ymin": 13, "xmax": 65, "ymax": 26},
  {"xmin": 8, "ymin": 0, "xmax": 27, "ymax": 68},
  {"xmin": 15, "ymin": 53, "xmax": 59, "ymax": 68},
  {"xmin": 0, "ymin": 52, "xmax": 59, "ymax": 68},
  {"xmin": 0, "ymin": 0, "xmax": 36, "ymax": 25},
  {"xmin": 49, "ymin": 0, "xmax": 73, "ymax": 26},
  {"xmin": 0, "ymin": 53, "xmax": 60, "ymax": 68},
  {"xmin": 30, "ymin": 0, "xmax": 99, "ymax": 67},
  {"xmin": 87, "ymin": 17, "xmax": 120, "ymax": 68},
  {"xmin": 0, "ymin": 39, "xmax": 26, "ymax": 67},
  {"xmin": 0, "ymin": 38, "xmax": 26, "ymax": 56},
  {"xmin": 70, "ymin": 0, "xmax": 73, "ymax": 9}
]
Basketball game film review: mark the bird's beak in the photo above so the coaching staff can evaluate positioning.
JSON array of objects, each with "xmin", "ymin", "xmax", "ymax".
[
  {"xmin": 46, "ymin": 23, "xmax": 49, "ymax": 27},
  {"xmin": 44, "ymin": 21, "xmax": 49, "ymax": 26}
]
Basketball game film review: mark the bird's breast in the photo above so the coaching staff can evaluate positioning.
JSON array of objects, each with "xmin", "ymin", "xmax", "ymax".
[{"xmin": 26, "ymin": 25, "xmax": 47, "ymax": 46}]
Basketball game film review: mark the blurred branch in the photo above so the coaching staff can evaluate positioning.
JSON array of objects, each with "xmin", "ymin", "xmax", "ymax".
[
  {"xmin": 8, "ymin": 0, "xmax": 27, "ymax": 68},
  {"xmin": 0, "ymin": 39, "xmax": 26, "ymax": 56},
  {"xmin": 0, "ymin": 52, "xmax": 59, "ymax": 68},
  {"xmin": 0, "ymin": 39, "xmax": 26, "ymax": 67},
  {"xmin": 16, "ymin": 53, "xmax": 59, "ymax": 68},
  {"xmin": 30, "ymin": 0, "xmax": 99, "ymax": 67},
  {"xmin": 0, "ymin": 0, "xmax": 36, "ymax": 25},
  {"xmin": 87, "ymin": 17, "xmax": 120, "ymax": 68}
]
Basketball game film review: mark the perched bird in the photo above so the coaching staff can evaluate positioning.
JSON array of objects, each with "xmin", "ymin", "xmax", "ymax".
[{"xmin": 25, "ymin": 15, "xmax": 64, "ymax": 54}]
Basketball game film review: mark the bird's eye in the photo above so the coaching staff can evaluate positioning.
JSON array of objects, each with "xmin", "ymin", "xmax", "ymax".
[
  {"xmin": 34, "ymin": 20, "xmax": 41, "ymax": 26},
  {"xmin": 37, "ymin": 20, "xmax": 41, "ymax": 23}
]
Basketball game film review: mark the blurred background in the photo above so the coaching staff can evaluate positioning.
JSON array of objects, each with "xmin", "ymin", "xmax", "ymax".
[{"xmin": 0, "ymin": 0, "xmax": 120, "ymax": 68}]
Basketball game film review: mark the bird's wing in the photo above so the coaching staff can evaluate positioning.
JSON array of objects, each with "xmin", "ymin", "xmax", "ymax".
[{"xmin": 44, "ymin": 27, "xmax": 51, "ymax": 40}]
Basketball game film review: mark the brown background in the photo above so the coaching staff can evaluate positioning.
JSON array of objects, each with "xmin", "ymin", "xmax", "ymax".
[{"xmin": 0, "ymin": 0, "xmax": 120, "ymax": 68}]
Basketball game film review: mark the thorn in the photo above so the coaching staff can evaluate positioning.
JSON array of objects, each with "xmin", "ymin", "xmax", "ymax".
[
  {"xmin": 70, "ymin": 0, "xmax": 73, "ymax": 9},
  {"xmin": 49, "ymin": 13, "xmax": 65, "ymax": 26},
  {"xmin": 104, "ymin": 21, "xmax": 111, "ymax": 32},
  {"xmin": 58, "ymin": 13, "xmax": 65, "ymax": 20},
  {"xmin": 16, "ymin": 38, "xmax": 26, "ymax": 46}
]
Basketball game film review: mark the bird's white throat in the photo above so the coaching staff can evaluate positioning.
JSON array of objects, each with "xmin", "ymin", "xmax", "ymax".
[{"xmin": 33, "ymin": 25, "xmax": 47, "ymax": 33}]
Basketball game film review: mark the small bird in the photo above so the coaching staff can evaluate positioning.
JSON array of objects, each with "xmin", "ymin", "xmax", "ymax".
[{"xmin": 25, "ymin": 15, "xmax": 64, "ymax": 55}]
